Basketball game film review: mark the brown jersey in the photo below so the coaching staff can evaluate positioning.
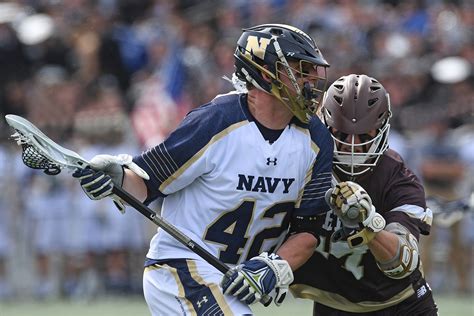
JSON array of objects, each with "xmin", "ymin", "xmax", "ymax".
[{"xmin": 291, "ymin": 149, "xmax": 433, "ymax": 313}]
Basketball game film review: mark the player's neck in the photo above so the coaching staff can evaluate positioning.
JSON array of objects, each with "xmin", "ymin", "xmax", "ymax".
[{"xmin": 247, "ymin": 90, "xmax": 293, "ymax": 129}]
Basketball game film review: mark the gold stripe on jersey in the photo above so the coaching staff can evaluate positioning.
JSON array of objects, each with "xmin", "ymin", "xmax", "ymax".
[
  {"xmin": 159, "ymin": 121, "xmax": 249, "ymax": 193},
  {"xmin": 290, "ymin": 283, "xmax": 415, "ymax": 313},
  {"xmin": 186, "ymin": 260, "xmax": 234, "ymax": 316},
  {"xmin": 292, "ymin": 124, "xmax": 320, "ymax": 156},
  {"xmin": 296, "ymin": 163, "xmax": 314, "ymax": 208},
  {"xmin": 144, "ymin": 263, "xmax": 195, "ymax": 314}
]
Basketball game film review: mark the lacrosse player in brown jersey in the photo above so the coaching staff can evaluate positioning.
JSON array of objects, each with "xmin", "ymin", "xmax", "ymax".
[{"xmin": 291, "ymin": 74, "xmax": 439, "ymax": 315}]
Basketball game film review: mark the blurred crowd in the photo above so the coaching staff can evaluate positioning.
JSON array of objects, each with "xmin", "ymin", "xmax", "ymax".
[{"xmin": 0, "ymin": 0, "xmax": 472, "ymax": 302}]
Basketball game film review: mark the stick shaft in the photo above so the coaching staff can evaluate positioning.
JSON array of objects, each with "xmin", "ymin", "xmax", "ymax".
[
  {"xmin": 111, "ymin": 186, "xmax": 273, "ymax": 306},
  {"xmin": 111, "ymin": 186, "xmax": 230, "ymax": 274}
]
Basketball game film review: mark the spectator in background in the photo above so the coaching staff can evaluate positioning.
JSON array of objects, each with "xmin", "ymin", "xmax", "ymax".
[
  {"xmin": 25, "ymin": 175, "xmax": 72, "ymax": 299},
  {"xmin": 418, "ymin": 118, "xmax": 470, "ymax": 294},
  {"xmin": 0, "ymin": 141, "xmax": 18, "ymax": 301},
  {"xmin": 70, "ymin": 80, "xmax": 150, "ymax": 297}
]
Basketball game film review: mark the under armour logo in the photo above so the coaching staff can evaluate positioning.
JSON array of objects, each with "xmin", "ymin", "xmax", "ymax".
[
  {"xmin": 266, "ymin": 157, "xmax": 277, "ymax": 166},
  {"xmin": 196, "ymin": 296, "xmax": 208, "ymax": 308}
]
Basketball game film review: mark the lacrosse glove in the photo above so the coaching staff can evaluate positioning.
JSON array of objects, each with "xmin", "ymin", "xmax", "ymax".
[
  {"xmin": 325, "ymin": 181, "xmax": 386, "ymax": 247},
  {"xmin": 73, "ymin": 154, "xmax": 149, "ymax": 213},
  {"xmin": 220, "ymin": 252, "xmax": 293, "ymax": 306}
]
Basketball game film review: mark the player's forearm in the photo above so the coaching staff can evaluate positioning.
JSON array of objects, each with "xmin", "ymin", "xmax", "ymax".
[
  {"xmin": 276, "ymin": 232, "xmax": 317, "ymax": 270},
  {"xmin": 123, "ymin": 168, "xmax": 148, "ymax": 202},
  {"xmin": 367, "ymin": 229, "xmax": 400, "ymax": 262}
]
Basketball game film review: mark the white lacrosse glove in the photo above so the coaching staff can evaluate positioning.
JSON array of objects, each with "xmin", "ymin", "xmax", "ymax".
[
  {"xmin": 73, "ymin": 154, "xmax": 149, "ymax": 213},
  {"xmin": 220, "ymin": 252, "xmax": 293, "ymax": 306},
  {"xmin": 325, "ymin": 181, "xmax": 386, "ymax": 247}
]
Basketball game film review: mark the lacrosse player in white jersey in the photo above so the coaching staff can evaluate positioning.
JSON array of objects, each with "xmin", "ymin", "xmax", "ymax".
[{"xmin": 73, "ymin": 24, "xmax": 333, "ymax": 315}]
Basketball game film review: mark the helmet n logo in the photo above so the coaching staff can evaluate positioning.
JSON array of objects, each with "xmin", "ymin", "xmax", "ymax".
[{"xmin": 245, "ymin": 36, "xmax": 271, "ymax": 60}]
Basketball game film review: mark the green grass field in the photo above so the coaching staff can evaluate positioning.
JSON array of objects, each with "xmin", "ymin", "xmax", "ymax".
[{"xmin": 0, "ymin": 294, "xmax": 472, "ymax": 316}]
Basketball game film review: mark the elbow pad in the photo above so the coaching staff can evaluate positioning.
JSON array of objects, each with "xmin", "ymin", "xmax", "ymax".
[{"xmin": 376, "ymin": 223, "xmax": 419, "ymax": 279}]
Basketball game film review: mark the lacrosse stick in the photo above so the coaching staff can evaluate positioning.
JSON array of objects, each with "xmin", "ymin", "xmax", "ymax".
[
  {"xmin": 4, "ymin": 114, "xmax": 273, "ymax": 306},
  {"xmin": 426, "ymin": 196, "xmax": 473, "ymax": 228}
]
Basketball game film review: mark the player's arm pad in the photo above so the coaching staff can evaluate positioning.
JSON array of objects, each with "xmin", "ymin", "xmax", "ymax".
[
  {"xmin": 376, "ymin": 222, "xmax": 419, "ymax": 279},
  {"xmin": 288, "ymin": 215, "xmax": 321, "ymax": 244}
]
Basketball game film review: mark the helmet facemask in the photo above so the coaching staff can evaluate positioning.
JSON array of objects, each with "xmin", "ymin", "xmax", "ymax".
[
  {"xmin": 273, "ymin": 60, "xmax": 327, "ymax": 123},
  {"xmin": 331, "ymin": 122, "xmax": 390, "ymax": 178}
]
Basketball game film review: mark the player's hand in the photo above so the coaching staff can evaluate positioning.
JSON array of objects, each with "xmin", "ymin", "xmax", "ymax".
[
  {"xmin": 73, "ymin": 154, "xmax": 149, "ymax": 213},
  {"xmin": 325, "ymin": 181, "xmax": 375, "ymax": 228},
  {"xmin": 326, "ymin": 182, "xmax": 386, "ymax": 247},
  {"xmin": 220, "ymin": 252, "xmax": 293, "ymax": 306},
  {"xmin": 73, "ymin": 167, "xmax": 116, "ymax": 200}
]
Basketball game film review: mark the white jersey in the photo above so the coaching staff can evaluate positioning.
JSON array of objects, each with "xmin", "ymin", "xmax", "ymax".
[{"xmin": 134, "ymin": 93, "xmax": 333, "ymax": 266}]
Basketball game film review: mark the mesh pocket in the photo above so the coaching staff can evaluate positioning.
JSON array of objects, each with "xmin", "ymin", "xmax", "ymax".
[{"xmin": 21, "ymin": 144, "xmax": 61, "ymax": 175}]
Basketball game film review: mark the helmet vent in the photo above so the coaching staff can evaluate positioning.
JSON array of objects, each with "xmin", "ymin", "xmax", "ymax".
[
  {"xmin": 370, "ymin": 86, "xmax": 381, "ymax": 92},
  {"xmin": 270, "ymin": 28, "xmax": 284, "ymax": 36},
  {"xmin": 333, "ymin": 95, "xmax": 343, "ymax": 105},
  {"xmin": 334, "ymin": 84, "xmax": 343, "ymax": 91},
  {"xmin": 368, "ymin": 98, "xmax": 378, "ymax": 107},
  {"xmin": 290, "ymin": 33, "xmax": 308, "ymax": 46}
]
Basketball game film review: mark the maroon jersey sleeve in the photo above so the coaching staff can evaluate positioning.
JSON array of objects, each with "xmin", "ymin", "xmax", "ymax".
[{"xmin": 359, "ymin": 149, "xmax": 431, "ymax": 238}]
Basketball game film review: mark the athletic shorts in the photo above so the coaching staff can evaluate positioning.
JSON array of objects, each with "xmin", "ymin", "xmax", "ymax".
[{"xmin": 143, "ymin": 258, "xmax": 252, "ymax": 316}]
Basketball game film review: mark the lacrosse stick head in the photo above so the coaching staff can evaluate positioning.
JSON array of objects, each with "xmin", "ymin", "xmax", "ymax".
[{"xmin": 5, "ymin": 114, "xmax": 89, "ymax": 175}]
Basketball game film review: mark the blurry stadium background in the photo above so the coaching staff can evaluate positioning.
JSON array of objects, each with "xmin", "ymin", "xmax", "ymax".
[{"xmin": 0, "ymin": 0, "xmax": 472, "ymax": 315}]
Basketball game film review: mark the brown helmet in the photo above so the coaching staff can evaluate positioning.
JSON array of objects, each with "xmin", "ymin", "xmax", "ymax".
[{"xmin": 322, "ymin": 74, "xmax": 392, "ymax": 177}]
